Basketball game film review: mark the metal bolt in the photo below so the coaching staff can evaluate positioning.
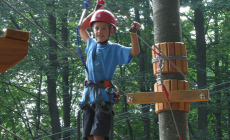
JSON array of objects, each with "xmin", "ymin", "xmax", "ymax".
[
  {"xmin": 200, "ymin": 93, "xmax": 205, "ymax": 99},
  {"xmin": 128, "ymin": 96, "xmax": 133, "ymax": 103}
]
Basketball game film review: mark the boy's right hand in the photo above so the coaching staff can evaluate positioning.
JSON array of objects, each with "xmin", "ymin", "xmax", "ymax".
[
  {"xmin": 129, "ymin": 21, "xmax": 140, "ymax": 33},
  {"xmin": 95, "ymin": 0, "xmax": 106, "ymax": 11}
]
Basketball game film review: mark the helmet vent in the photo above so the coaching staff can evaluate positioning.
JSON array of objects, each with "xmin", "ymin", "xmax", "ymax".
[{"xmin": 96, "ymin": 13, "xmax": 101, "ymax": 18}]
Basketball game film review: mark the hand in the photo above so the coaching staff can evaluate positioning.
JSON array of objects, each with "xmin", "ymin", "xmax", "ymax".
[
  {"xmin": 129, "ymin": 21, "xmax": 140, "ymax": 33},
  {"xmin": 95, "ymin": 0, "xmax": 106, "ymax": 11}
]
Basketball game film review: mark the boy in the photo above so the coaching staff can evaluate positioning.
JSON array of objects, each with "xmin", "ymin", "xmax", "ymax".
[{"xmin": 79, "ymin": 9, "xmax": 140, "ymax": 140}]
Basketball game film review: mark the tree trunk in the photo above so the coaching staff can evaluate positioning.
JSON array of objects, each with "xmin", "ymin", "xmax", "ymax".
[
  {"xmin": 35, "ymin": 67, "xmax": 42, "ymax": 139},
  {"xmin": 228, "ymin": 91, "xmax": 230, "ymax": 140},
  {"xmin": 135, "ymin": 6, "xmax": 151, "ymax": 140},
  {"xmin": 192, "ymin": 0, "xmax": 207, "ymax": 139},
  {"xmin": 119, "ymin": 65, "xmax": 133, "ymax": 140},
  {"xmin": 214, "ymin": 60, "xmax": 222, "ymax": 140},
  {"xmin": 226, "ymin": 57, "xmax": 230, "ymax": 140},
  {"xmin": 77, "ymin": 111, "xmax": 81, "ymax": 140},
  {"xmin": 61, "ymin": 13, "xmax": 71, "ymax": 140},
  {"xmin": 152, "ymin": 0, "xmax": 189, "ymax": 139},
  {"xmin": 213, "ymin": 16, "xmax": 222, "ymax": 140},
  {"xmin": 46, "ymin": 3, "xmax": 61, "ymax": 139}
]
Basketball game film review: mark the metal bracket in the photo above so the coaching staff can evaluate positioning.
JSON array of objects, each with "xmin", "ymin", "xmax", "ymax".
[
  {"xmin": 200, "ymin": 93, "xmax": 205, "ymax": 99},
  {"xmin": 128, "ymin": 96, "xmax": 133, "ymax": 103}
]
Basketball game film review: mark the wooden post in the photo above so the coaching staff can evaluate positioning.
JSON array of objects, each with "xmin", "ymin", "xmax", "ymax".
[
  {"xmin": 153, "ymin": 1, "xmax": 189, "ymax": 139},
  {"xmin": 127, "ymin": 0, "xmax": 209, "ymax": 139}
]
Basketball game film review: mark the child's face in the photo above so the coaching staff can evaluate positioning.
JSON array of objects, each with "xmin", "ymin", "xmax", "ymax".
[{"xmin": 92, "ymin": 22, "xmax": 115, "ymax": 44}]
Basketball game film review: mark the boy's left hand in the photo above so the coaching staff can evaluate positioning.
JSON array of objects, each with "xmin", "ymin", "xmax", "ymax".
[{"xmin": 129, "ymin": 21, "xmax": 140, "ymax": 33}]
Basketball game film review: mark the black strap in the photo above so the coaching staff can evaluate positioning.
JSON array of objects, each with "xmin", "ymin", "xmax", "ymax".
[
  {"xmin": 93, "ymin": 87, "xmax": 113, "ymax": 114},
  {"xmin": 81, "ymin": 80, "xmax": 114, "ymax": 114}
]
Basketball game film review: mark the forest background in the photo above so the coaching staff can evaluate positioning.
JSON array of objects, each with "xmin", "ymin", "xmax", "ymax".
[{"xmin": 0, "ymin": 0, "xmax": 230, "ymax": 140}]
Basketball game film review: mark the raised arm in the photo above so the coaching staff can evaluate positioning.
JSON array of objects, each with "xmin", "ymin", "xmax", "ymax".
[
  {"xmin": 79, "ymin": 12, "xmax": 95, "ymax": 44},
  {"xmin": 129, "ymin": 21, "xmax": 140, "ymax": 56}
]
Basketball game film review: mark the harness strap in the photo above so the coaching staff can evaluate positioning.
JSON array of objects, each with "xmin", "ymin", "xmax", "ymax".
[
  {"xmin": 80, "ymin": 87, "xmax": 96, "ymax": 111},
  {"xmin": 80, "ymin": 80, "xmax": 116, "ymax": 113},
  {"xmin": 76, "ymin": 0, "xmax": 91, "ymax": 79},
  {"xmin": 93, "ymin": 87, "xmax": 113, "ymax": 114}
]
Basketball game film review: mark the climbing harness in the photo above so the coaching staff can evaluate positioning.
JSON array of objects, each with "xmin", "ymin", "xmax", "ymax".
[
  {"xmin": 108, "ymin": 0, "xmax": 206, "ymax": 100},
  {"xmin": 76, "ymin": 2, "xmax": 119, "ymax": 114},
  {"xmin": 1, "ymin": 0, "xmax": 203, "ymax": 139},
  {"xmin": 80, "ymin": 79, "xmax": 119, "ymax": 113},
  {"xmin": 77, "ymin": 3, "xmax": 118, "ymax": 139}
]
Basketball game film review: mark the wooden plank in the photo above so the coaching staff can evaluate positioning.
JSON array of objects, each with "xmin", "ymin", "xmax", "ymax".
[
  {"xmin": 184, "ymin": 80, "xmax": 189, "ymax": 90},
  {"xmin": 167, "ymin": 42, "xmax": 176, "ymax": 72},
  {"xmin": 2, "ymin": 28, "xmax": 30, "ymax": 41},
  {"xmin": 154, "ymin": 44, "xmax": 160, "ymax": 75},
  {"xmin": 163, "ymin": 80, "xmax": 171, "ymax": 110},
  {"xmin": 160, "ymin": 42, "xmax": 169, "ymax": 73},
  {"xmin": 175, "ymin": 42, "xmax": 182, "ymax": 73},
  {"xmin": 157, "ymin": 84, "xmax": 165, "ymax": 112},
  {"xmin": 171, "ymin": 80, "xmax": 179, "ymax": 110},
  {"xmin": 181, "ymin": 43, "xmax": 188, "ymax": 74},
  {"xmin": 178, "ymin": 80, "xmax": 185, "ymax": 111},
  {"xmin": 184, "ymin": 80, "xmax": 190, "ymax": 112},
  {"xmin": 185, "ymin": 102, "xmax": 190, "ymax": 112},
  {"xmin": 154, "ymin": 83, "xmax": 160, "ymax": 114},
  {"xmin": 0, "ymin": 37, "xmax": 28, "ymax": 73},
  {"xmin": 127, "ymin": 89, "xmax": 210, "ymax": 104}
]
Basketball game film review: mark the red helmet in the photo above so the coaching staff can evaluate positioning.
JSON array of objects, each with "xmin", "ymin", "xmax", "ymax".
[{"xmin": 90, "ymin": 10, "xmax": 117, "ymax": 31}]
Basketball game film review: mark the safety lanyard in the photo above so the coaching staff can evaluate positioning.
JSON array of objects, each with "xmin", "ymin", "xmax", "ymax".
[{"xmin": 76, "ymin": 0, "xmax": 90, "ymax": 77}]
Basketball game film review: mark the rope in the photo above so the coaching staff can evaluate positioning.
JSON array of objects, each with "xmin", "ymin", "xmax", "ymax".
[
  {"xmin": 1, "ymin": 0, "xmax": 81, "ymax": 61},
  {"xmin": 35, "ymin": 127, "xmax": 77, "ymax": 140},
  {"xmin": 76, "ymin": 0, "xmax": 91, "ymax": 76},
  {"xmin": 0, "ymin": 125, "xmax": 24, "ymax": 140},
  {"xmin": 2, "ymin": 0, "xmax": 212, "ymax": 140},
  {"xmin": 108, "ymin": 0, "xmax": 206, "ymax": 100},
  {"xmin": 107, "ymin": 1, "xmax": 194, "ymax": 139}
]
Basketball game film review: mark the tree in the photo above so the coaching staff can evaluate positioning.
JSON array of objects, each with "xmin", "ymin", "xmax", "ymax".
[
  {"xmin": 152, "ymin": 0, "xmax": 189, "ymax": 139},
  {"xmin": 190, "ymin": 0, "xmax": 208, "ymax": 139},
  {"xmin": 46, "ymin": 1, "xmax": 61, "ymax": 139}
]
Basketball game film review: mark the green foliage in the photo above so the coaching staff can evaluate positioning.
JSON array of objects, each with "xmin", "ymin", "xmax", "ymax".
[{"xmin": 1, "ymin": 0, "xmax": 230, "ymax": 139}]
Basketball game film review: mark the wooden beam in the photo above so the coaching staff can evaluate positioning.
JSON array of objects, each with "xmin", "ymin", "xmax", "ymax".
[
  {"xmin": 127, "ymin": 89, "xmax": 209, "ymax": 105},
  {"xmin": 0, "ymin": 37, "xmax": 28, "ymax": 73},
  {"xmin": 1, "ymin": 28, "xmax": 30, "ymax": 41}
]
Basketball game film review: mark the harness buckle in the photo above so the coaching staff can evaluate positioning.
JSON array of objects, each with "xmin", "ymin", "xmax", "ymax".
[
  {"xmin": 84, "ymin": 80, "xmax": 93, "ymax": 87},
  {"xmin": 97, "ymin": 80, "xmax": 112, "ymax": 88},
  {"xmin": 100, "ymin": 101, "xmax": 106, "ymax": 107}
]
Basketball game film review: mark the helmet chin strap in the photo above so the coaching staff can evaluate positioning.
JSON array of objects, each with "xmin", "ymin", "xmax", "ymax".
[{"xmin": 97, "ymin": 39, "xmax": 109, "ymax": 44}]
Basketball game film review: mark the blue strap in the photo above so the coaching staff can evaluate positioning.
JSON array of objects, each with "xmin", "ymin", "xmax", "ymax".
[
  {"xmin": 84, "ymin": 0, "xmax": 90, "ymax": 9},
  {"xmin": 76, "ymin": 0, "xmax": 90, "ymax": 73}
]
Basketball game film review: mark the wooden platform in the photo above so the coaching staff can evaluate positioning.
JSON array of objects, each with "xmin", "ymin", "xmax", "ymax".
[
  {"xmin": 127, "ymin": 89, "xmax": 210, "ymax": 104},
  {"xmin": 0, "ymin": 29, "xmax": 30, "ymax": 73}
]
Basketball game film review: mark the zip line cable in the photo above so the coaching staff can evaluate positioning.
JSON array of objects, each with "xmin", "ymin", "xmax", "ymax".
[
  {"xmin": 1, "ymin": 0, "xmax": 82, "ymax": 61},
  {"xmin": 0, "ymin": 1, "xmax": 179, "ymax": 139},
  {"xmin": 106, "ymin": 1, "xmax": 183, "ymax": 139},
  {"xmin": 207, "ymin": 81, "xmax": 230, "ymax": 89},
  {"xmin": 2, "ymin": 0, "xmax": 223, "ymax": 139},
  {"xmin": 108, "ymin": 0, "xmax": 206, "ymax": 100},
  {"xmin": 0, "ymin": 125, "xmax": 24, "ymax": 140}
]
